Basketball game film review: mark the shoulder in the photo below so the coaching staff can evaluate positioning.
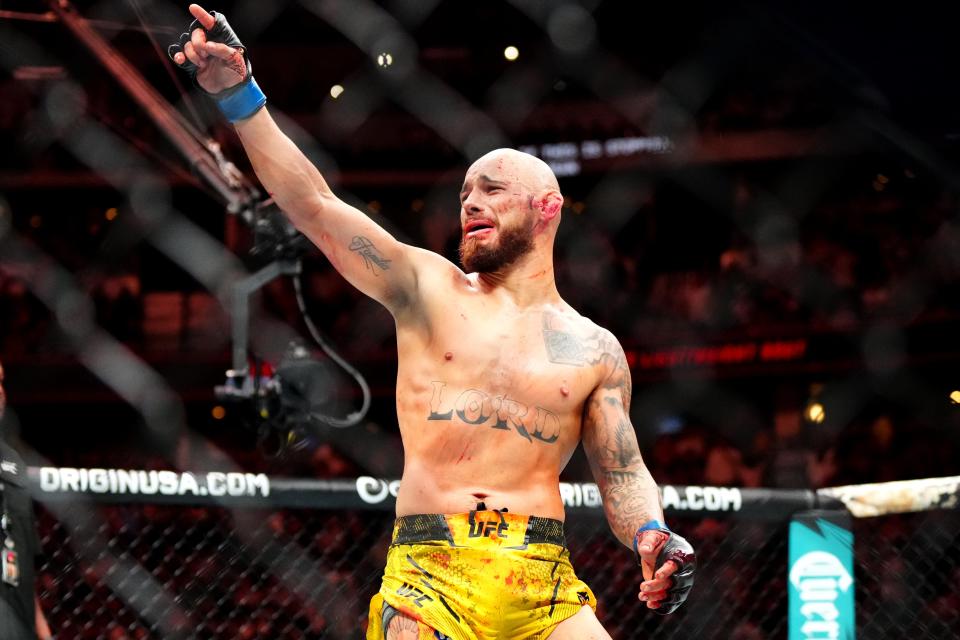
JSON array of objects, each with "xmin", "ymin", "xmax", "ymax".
[
  {"xmin": 392, "ymin": 247, "xmax": 472, "ymax": 323},
  {"xmin": 542, "ymin": 306, "xmax": 625, "ymax": 371},
  {"xmin": 406, "ymin": 246, "xmax": 468, "ymax": 286}
]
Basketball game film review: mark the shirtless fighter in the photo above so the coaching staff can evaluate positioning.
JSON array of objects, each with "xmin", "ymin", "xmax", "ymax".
[{"xmin": 169, "ymin": 5, "xmax": 695, "ymax": 638}]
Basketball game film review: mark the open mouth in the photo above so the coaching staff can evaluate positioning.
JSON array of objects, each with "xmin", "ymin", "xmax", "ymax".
[{"xmin": 464, "ymin": 220, "xmax": 495, "ymax": 239}]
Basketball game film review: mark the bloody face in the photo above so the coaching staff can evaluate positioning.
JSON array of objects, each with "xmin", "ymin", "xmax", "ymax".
[
  {"xmin": 459, "ymin": 212, "xmax": 536, "ymax": 273},
  {"xmin": 458, "ymin": 166, "xmax": 537, "ymax": 273}
]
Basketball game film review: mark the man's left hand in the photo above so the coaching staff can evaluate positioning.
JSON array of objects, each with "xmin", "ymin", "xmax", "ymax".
[{"xmin": 637, "ymin": 528, "xmax": 696, "ymax": 614}]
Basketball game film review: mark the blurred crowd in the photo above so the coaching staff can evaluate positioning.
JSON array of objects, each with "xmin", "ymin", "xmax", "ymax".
[
  {"xmin": 4, "ymin": 163, "xmax": 960, "ymax": 493},
  {"xmin": 4, "ymin": 168, "xmax": 959, "ymax": 349},
  {"xmin": 2, "ymin": 5, "xmax": 958, "ymax": 638}
]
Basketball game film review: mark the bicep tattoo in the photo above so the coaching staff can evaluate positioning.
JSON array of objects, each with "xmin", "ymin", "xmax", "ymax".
[{"xmin": 349, "ymin": 235, "xmax": 392, "ymax": 275}]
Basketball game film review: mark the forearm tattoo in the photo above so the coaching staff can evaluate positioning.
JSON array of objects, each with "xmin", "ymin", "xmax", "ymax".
[
  {"xmin": 349, "ymin": 235, "xmax": 392, "ymax": 274},
  {"xmin": 590, "ymin": 418, "xmax": 661, "ymax": 545},
  {"xmin": 559, "ymin": 311, "xmax": 656, "ymax": 545}
]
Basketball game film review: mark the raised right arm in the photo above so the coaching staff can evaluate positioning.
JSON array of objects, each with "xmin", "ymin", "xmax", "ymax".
[
  {"xmin": 233, "ymin": 109, "xmax": 418, "ymax": 311},
  {"xmin": 173, "ymin": 4, "xmax": 420, "ymax": 312}
]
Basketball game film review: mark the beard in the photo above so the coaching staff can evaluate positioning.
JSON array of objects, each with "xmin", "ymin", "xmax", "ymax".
[{"xmin": 459, "ymin": 216, "xmax": 535, "ymax": 273}]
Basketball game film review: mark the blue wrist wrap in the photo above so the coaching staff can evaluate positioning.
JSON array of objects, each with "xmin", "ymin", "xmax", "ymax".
[
  {"xmin": 215, "ymin": 77, "xmax": 267, "ymax": 123},
  {"xmin": 633, "ymin": 519, "xmax": 670, "ymax": 555}
]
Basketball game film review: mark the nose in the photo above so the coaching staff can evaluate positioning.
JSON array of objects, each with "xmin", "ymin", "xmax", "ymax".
[{"xmin": 461, "ymin": 188, "xmax": 482, "ymax": 214}]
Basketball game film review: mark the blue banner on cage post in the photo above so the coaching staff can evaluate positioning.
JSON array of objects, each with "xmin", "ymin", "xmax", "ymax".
[{"xmin": 788, "ymin": 510, "xmax": 855, "ymax": 640}]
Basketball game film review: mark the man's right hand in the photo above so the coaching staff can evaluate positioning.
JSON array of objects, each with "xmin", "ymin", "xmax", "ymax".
[{"xmin": 168, "ymin": 4, "xmax": 248, "ymax": 94}]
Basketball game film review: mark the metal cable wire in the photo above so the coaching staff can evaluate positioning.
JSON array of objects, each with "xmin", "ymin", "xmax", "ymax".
[{"xmin": 292, "ymin": 269, "xmax": 371, "ymax": 428}]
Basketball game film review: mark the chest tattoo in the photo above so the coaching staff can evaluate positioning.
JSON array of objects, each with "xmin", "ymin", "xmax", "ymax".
[
  {"xmin": 542, "ymin": 310, "xmax": 618, "ymax": 368},
  {"xmin": 426, "ymin": 381, "xmax": 560, "ymax": 444}
]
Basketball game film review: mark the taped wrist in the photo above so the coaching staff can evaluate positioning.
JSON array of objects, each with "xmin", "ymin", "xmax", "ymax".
[
  {"xmin": 633, "ymin": 519, "xmax": 670, "ymax": 557},
  {"xmin": 213, "ymin": 75, "xmax": 267, "ymax": 123}
]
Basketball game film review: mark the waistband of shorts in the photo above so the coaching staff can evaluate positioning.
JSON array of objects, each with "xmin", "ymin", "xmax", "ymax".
[{"xmin": 392, "ymin": 512, "xmax": 565, "ymax": 548}]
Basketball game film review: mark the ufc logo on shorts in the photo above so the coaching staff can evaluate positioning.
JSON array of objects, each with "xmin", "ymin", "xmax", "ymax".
[
  {"xmin": 397, "ymin": 582, "xmax": 433, "ymax": 607},
  {"xmin": 468, "ymin": 512, "xmax": 509, "ymax": 539}
]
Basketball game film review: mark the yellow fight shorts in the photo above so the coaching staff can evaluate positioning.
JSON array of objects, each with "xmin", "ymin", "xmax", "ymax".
[{"xmin": 366, "ymin": 511, "xmax": 596, "ymax": 640}]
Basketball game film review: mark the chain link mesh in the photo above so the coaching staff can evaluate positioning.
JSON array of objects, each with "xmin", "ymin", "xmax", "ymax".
[
  {"xmin": 40, "ymin": 505, "xmax": 785, "ymax": 640},
  {"xmin": 1, "ymin": 0, "xmax": 959, "ymax": 638},
  {"xmin": 34, "ymin": 503, "xmax": 956, "ymax": 640},
  {"xmin": 855, "ymin": 511, "xmax": 960, "ymax": 640}
]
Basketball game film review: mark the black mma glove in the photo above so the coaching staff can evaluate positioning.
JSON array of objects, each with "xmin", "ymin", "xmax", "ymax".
[
  {"xmin": 168, "ymin": 9, "xmax": 266, "ymax": 122},
  {"xmin": 635, "ymin": 520, "xmax": 696, "ymax": 615}
]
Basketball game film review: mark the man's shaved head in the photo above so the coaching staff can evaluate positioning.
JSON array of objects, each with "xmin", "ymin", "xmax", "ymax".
[
  {"xmin": 459, "ymin": 148, "xmax": 563, "ymax": 274},
  {"xmin": 467, "ymin": 148, "xmax": 560, "ymax": 194}
]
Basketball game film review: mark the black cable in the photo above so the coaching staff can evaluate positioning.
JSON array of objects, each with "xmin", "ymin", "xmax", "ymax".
[{"xmin": 292, "ymin": 271, "xmax": 371, "ymax": 428}]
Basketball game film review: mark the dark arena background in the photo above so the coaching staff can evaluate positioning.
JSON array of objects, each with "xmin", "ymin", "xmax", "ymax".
[{"xmin": 2, "ymin": 1, "xmax": 960, "ymax": 638}]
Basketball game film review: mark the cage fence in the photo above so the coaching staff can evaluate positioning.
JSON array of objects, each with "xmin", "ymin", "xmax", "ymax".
[
  {"xmin": 27, "ymin": 471, "xmax": 960, "ymax": 639},
  {"xmin": 0, "ymin": 1, "xmax": 958, "ymax": 639}
]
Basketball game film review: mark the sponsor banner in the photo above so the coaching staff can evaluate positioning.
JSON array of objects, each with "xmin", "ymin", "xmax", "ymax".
[
  {"xmin": 33, "ymin": 467, "xmax": 270, "ymax": 499},
  {"xmin": 356, "ymin": 477, "xmax": 748, "ymax": 514},
  {"xmin": 23, "ymin": 469, "xmax": 813, "ymax": 516},
  {"xmin": 355, "ymin": 477, "xmax": 606, "ymax": 509},
  {"xmin": 662, "ymin": 485, "xmax": 743, "ymax": 513},
  {"xmin": 356, "ymin": 476, "xmax": 401, "ymax": 505},
  {"xmin": 789, "ymin": 510, "xmax": 855, "ymax": 640}
]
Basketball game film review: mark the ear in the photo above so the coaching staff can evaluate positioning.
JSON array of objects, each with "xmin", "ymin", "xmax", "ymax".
[{"xmin": 534, "ymin": 190, "xmax": 563, "ymax": 223}]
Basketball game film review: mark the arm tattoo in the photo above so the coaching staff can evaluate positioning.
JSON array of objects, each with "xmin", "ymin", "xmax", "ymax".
[
  {"xmin": 542, "ymin": 309, "xmax": 654, "ymax": 541},
  {"xmin": 585, "ymin": 405, "xmax": 661, "ymax": 545},
  {"xmin": 579, "ymin": 326, "xmax": 661, "ymax": 546},
  {"xmin": 349, "ymin": 235, "xmax": 392, "ymax": 274}
]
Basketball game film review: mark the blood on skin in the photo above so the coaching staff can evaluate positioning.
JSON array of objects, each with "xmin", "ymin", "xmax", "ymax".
[
  {"xmin": 538, "ymin": 195, "xmax": 560, "ymax": 217},
  {"xmin": 320, "ymin": 232, "xmax": 342, "ymax": 270}
]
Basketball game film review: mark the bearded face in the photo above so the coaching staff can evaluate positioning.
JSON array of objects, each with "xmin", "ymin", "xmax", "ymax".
[{"xmin": 459, "ymin": 210, "xmax": 536, "ymax": 273}]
